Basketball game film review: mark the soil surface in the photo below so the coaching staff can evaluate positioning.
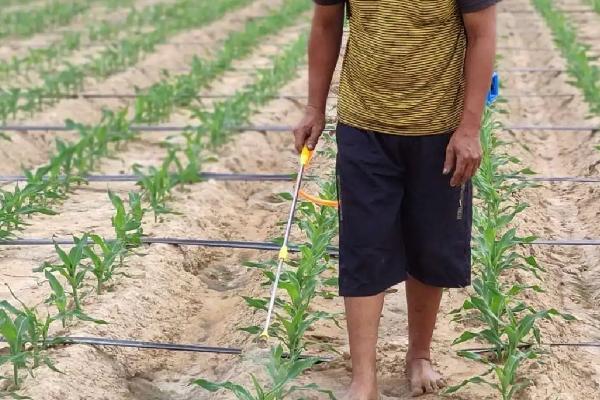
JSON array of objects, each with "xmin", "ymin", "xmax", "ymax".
[{"xmin": 1, "ymin": 0, "xmax": 600, "ymax": 399}]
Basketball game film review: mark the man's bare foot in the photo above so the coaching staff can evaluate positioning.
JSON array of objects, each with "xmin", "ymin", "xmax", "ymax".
[
  {"xmin": 406, "ymin": 357, "xmax": 445, "ymax": 397},
  {"xmin": 341, "ymin": 381, "xmax": 380, "ymax": 400}
]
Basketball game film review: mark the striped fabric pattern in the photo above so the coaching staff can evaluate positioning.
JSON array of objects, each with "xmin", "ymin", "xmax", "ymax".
[{"xmin": 338, "ymin": 1, "xmax": 467, "ymax": 135}]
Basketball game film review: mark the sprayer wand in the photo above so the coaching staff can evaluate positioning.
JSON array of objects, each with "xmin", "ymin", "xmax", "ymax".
[{"xmin": 260, "ymin": 146, "xmax": 312, "ymax": 339}]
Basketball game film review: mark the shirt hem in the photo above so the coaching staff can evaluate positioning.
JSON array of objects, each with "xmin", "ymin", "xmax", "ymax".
[{"xmin": 337, "ymin": 116, "xmax": 460, "ymax": 137}]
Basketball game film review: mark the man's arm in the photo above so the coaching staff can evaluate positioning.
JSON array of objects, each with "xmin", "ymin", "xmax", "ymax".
[
  {"xmin": 293, "ymin": 2, "xmax": 345, "ymax": 152},
  {"xmin": 444, "ymin": 4, "xmax": 497, "ymax": 186}
]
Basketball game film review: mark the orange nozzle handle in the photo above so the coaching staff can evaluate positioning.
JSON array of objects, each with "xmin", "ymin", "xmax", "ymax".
[{"xmin": 299, "ymin": 189, "xmax": 339, "ymax": 208}]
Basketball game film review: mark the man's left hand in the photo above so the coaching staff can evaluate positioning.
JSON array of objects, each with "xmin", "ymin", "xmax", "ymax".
[{"xmin": 443, "ymin": 126, "xmax": 482, "ymax": 187}]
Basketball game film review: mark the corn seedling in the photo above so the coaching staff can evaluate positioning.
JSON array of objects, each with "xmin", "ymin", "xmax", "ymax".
[
  {"xmin": 84, "ymin": 235, "xmax": 126, "ymax": 295},
  {"xmin": 0, "ymin": 288, "xmax": 59, "ymax": 392},
  {"xmin": 133, "ymin": 156, "xmax": 178, "ymax": 221},
  {"xmin": 109, "ymin": 191, "xmax": 144, "ymax": 250},
  {"xmin": 0, "ymin": 184, "xmax": 57, "ymax": 240},
  {"xmin": 194, "ymin": 345, "xmax": 335, "ymax": 400},
  {"xmin": 34, "ymin": 235, "xmax": 107, "ymax": 328}
]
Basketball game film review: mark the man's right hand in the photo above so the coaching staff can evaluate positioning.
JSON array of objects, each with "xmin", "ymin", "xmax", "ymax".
[{"xmin": 293, "ymin": 105, "xmax": 326, "ymax": 153}]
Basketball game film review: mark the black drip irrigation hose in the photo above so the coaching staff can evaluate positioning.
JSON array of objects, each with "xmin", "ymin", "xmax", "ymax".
[
  {"xmin": 21, "ymin": 92, "xmax": 581, "ymax": 101},
  {"xmin": 2, "ymin": 237, "xmax": 600, "ymax": 249},
  {"xmin": 0, "ymin": 337, "xmax": 333, "ymax": 362},
  {"xmin": 505, "ymin": 124, "xmax": 600, "ymax": 132},
  {"xmin": 0, "ymin": 336, "xmax": 237, "ymax": 354},
  {"xmin": 57, "ymin": 337, "xmax": 242, "ymax": 354},
  {"xmin": 501, "ymin": 8, "xmax": 597, "ymax": 14},
  {"xmin": 1, "ymin": 124, "xmax": 599, "ymax": 133},
  {"xmin": 522, "ymin": 176, "xmax": 600, "ymax": 183},
  {"xmin": 0, "ymin": 172, "xmax": 295, "ymax": 183},
  {"xmin": 531, "ymin": 239, "xmax": 600, "ymax": 246},
  {"xmin": 461, "ymin": 342, "xmax": 600, "ymax": 355},
  {"xmin": 2, "ymin": 174, "xmax": 599, "ymax": 184},
  {"xmin": 0, "ymin": 237, "xmax": 341, "ymax": 255},
  {"xmin": 1, "ymin": 173, "xmax": 598, "ymax": 184}
]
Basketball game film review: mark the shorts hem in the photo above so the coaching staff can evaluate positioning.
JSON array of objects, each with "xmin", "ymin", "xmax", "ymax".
[
  {"xmin": 339, "ymin": 273, "xmax": 407, "ymax": 297},
  {"xmin": 408, "ymin": 271, "xmax": 471, "ymax": 289}
]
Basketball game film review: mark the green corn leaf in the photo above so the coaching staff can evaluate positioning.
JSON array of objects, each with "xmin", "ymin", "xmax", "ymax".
[
  {"xmin": 242, "ymin": 296, "xmax": 268, "ymax": 311},
  {"xmin": 456, "ymin": 350, "xmax": 484, "ymax": 362},
  {"xmin": 452, "ymin": 331, "xmax": 479, "ymax": 345},
  {"xmin": 238, "ymin": 326, "xmax": 261, "ymax": 335},
  {"xmin": 192, "ymin": 379, "xmax": 254, "ymax": 400}
]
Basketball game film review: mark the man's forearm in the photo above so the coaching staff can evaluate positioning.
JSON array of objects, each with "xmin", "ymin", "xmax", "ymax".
[
  {"xmin": 307, "ymin": 13, "xmax": 344, "ymax": 113},
  {"xmin": 460, "ymin": 34, "xmax": 496, "ymax": 132}
]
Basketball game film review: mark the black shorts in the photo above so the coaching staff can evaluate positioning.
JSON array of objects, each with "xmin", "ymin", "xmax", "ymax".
[{"xmin": 336, "ymin": 123, "xmax": 472, "ymax": 297}]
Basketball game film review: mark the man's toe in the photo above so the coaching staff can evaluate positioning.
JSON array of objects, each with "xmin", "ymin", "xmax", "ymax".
[
  {"xmin": 410, "ymin": 382, "xmax": 425, "ymax": 397},
  {"xmin": 436, "ymin": 377, "xmax": 446, "ymax": 389},
  {"xmin": 424, "ymin": 380, "xmax": 436, "ymax": 393}
]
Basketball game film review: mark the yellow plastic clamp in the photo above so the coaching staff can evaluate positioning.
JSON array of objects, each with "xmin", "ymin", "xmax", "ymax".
[
  {"xmin": 278, "ymin": 245, "xmax": 289, "ymax": 261},
  {"xmin": 259, "ymin": 330, "xmax": 270, "ymax": 341}
]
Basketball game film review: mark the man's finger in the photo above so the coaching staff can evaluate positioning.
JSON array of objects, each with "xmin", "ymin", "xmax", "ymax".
[
  {"xmin": 462, "ymin": 162, "xmax": 477, "ymax": 185},
  {"xmin": 443, "ymin": 145, "xmax": 456, "ymax": 175},
  {"xmin": 451, "ymin": 156, "xmax": 467, "ymax": 187},
  {"xmin": 306, "ymin": 125, "xmax": 323, "ymax": 150},
  {"xmin": 293, "ymin": 126, "xmax": 309, "ymax": 153}
]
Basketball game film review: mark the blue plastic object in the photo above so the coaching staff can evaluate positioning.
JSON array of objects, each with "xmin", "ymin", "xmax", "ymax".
[{"xmin": 487, "ymin": 72, "xmax": 499, "ymax": 106}]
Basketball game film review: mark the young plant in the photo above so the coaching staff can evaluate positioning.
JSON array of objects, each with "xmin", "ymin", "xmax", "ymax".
[
  {"xmin": 109, "ymin": 191, "xmax": 144, "ymax": 249},
  {"xmin": 0, "ymin": 289, "xmax": 58, "ymax": 391},
  {"xmin": 36, "ymin": 235, "xmax": 90, "ymax": 313},
  {"xmin": 133, "ymin": 154, "xmax": 177, "ymax": 221},
  {"xmin": 84, "ymin": 235, "xmax": 126, "ymax": 294},
  {"xmin": 194, "ymin": 345, "xmax": 335, "ymax": 400}
]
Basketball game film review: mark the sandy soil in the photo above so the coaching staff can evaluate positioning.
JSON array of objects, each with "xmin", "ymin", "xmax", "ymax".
[{"xmin": 1, "ymin": 0, "xmax": 600, "ymax": 399}]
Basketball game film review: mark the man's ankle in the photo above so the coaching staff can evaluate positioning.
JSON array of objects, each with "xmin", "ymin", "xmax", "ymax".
[
  {"xmin": 406, "ymin": 348, "xmax": 431, "ymax": 361},
  {"xmin": 350, "ymin": 371, "xmax": 377, "ymax": 388},
  {"xmin": 348, "ymin": 377, "xmax": 379, "ymax": 399}
]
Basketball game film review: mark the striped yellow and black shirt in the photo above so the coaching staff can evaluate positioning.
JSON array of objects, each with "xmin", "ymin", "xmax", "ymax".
[{"xmin": 315, "ymin": 0, "xmax": 499, "ymax": 135}]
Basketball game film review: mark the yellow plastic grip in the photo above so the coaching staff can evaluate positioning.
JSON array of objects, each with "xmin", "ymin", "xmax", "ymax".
[
  {"xmin": 300, "ymin": 146, "xmax": 313, "ymax": 166},
  {"xmin": 278, "ymin": 245, "xmax": 289, "ymax": 261}
]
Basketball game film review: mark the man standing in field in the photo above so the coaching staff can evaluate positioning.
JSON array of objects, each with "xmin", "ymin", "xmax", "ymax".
[{"xmin": 293, "ymin": 0, "xmax": 498, "ymax": 398}]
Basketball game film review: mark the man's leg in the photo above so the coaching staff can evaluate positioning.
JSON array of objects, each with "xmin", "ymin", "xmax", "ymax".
[
  {"xmin": 400, "ymin": 133, "xmax": 472, "ymax": 396},
  {"xmin": 405, "ymin": 276, "xmax": 445, "ymax": 397},
  {"xmin": 344, "ymin": 294, "xmax": 384, "ymax": 400}
]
